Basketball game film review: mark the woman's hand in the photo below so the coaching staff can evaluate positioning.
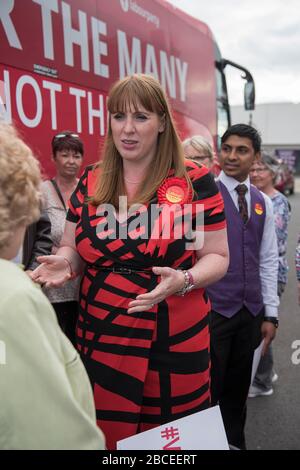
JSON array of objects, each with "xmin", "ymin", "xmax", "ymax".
[
  {"xmin": 30, "ymin": 255, "xmax": 72, "ymax": 288},
  {"xmin": 127, "ymin": 267, "xmax": 185, "ymax": 314}
]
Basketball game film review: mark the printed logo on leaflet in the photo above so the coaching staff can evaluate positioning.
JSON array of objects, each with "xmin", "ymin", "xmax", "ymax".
[
  {"xmin": 120, "ymin": 0, "xmax": 129, "ymax": 12},
  {"xmin": 119, "ymin": 0, "xmax": 160, "ymax": 28}
]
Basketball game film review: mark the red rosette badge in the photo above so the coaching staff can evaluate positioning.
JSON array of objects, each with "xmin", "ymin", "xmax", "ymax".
[
  {"xmin": 255, "ymin": 203, "xmax": 264, "ymax": 215},
  {"xmin": 157, "ymin": 177, "xmax": 192, "ymax": 206}
]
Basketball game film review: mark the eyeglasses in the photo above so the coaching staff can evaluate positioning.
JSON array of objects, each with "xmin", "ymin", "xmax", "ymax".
[
  {"xmin": 190, "ymin": 155, "xmax": 211, "ymax": 161},
  {"xmin": 250, "ymin": 167, "xmax": 268, "ymax": 174},
  {"xmin": 53, "ymin": 133, "xmax": 79, "ymax": 139}
]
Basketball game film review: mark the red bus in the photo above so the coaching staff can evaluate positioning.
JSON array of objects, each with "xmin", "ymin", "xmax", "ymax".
[{"xmin": 0, "ymin": 0, "xmax": 254, "ymax": 177}]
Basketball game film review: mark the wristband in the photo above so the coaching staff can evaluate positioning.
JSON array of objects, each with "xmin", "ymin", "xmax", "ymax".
[
  {"xmin": 176, "ymin": 269, "xmax": 195, "ymax": 296},
  {"xmin": 186, "ymin": 270, "xmax": 194, "ymax": 287},
  {"xmin": 63, "ymin": 257, "xmax": 76, "ymax": 279},
  {"xmin": 264, "ymin": 316, "xmax": 279, "ymax": 328}
]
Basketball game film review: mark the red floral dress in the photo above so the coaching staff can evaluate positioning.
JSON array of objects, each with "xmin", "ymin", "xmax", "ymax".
[{"xmin": 67, "ymin": 161, "xmax": 226, "ymax": 449}]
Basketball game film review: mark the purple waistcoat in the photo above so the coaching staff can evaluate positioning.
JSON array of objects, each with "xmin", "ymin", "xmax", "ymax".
[{"xmin": 206, "ymin": 181, "xmax": 266, "ymax": 318}]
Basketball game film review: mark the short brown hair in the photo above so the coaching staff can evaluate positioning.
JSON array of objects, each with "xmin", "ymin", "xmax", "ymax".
[
  {"xmin": 51, "ymin": 130, "xmax": 84, "ymax": 156},
  {"xmin": 0, "ymin": 123, "xmax": 41, "ymax": 252}
]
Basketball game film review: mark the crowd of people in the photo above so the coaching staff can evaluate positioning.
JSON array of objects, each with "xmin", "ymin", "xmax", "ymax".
[{"xmin": 0, "ymin": 73, "xmax": 298, "ymax": 450}]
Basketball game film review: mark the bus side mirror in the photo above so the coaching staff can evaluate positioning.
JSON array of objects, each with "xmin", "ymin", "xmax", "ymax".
[{"xmin": 244, "ymin": 81, "xmax": 255, "ymax": 111}]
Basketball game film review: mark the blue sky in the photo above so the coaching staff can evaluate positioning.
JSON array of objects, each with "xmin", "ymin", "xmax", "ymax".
[{"xmin": 168, "ymin": 0, "xmax": 300, "ymax": 105}]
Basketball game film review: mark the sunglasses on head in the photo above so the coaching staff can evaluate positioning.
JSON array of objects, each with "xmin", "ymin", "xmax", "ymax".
[{"xmin": 54, "ymin": 132, "xmax": 79, "ymax": 139}]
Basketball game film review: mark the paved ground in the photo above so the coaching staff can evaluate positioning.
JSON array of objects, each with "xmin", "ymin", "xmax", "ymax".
[{"xmin": 246, "ymin": 180, "xmax": 300, "ymax": 450}]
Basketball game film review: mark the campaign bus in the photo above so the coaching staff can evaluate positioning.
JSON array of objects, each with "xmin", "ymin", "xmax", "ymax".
[{"xmin": 0, "ymin": 0, "xmax": 255, "ymax": 176}]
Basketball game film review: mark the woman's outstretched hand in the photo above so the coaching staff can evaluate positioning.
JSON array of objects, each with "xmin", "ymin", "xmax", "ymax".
[
  {"xmin": 127, "ymin": 266, "xmax": 185, "ymax": 313},
  {"xmin": 30, "ymin": 255, "xmax": 72, "ymax": 288}
]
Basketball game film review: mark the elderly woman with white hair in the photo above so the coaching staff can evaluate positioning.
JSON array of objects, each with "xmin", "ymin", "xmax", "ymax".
[
  {"xmin": 0, "ymin": 123, "xmax": 105, "ymax": 449},
  {"xmin": 182, "ymin": 135, "xmax": 214, "ymax": 169},
  {"xmin": 249, "ymin": 151, "xmax": 291, "ymax": 398}
]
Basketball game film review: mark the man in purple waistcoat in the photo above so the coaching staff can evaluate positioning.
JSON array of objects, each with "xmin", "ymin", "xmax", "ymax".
[{"xmin": 206, "ymin": 124, "xmax": 279, "ymax": 449}]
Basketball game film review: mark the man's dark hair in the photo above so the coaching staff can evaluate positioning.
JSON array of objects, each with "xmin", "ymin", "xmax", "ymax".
[
  {"xmin": 51, "ymin": 130, "xmax": 84, "ymax": 156},
  {"xmin": 221, "ymin": 124, "xmax": 261, "ymax": 154}
]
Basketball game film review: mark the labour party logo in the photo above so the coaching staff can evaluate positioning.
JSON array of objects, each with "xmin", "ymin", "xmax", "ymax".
[
  {"xmin": 120, "ymin": 0, "xmax": 129, "ymax": 12},
  {"xmin": 255, "ymin": 203, "xmax": 264, "ymax": 215}
]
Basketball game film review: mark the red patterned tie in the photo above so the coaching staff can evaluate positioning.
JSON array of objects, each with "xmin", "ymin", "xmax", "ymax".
[{"xmin": 235, "ymin": 184, "xmax": 248, "ymax": 224}]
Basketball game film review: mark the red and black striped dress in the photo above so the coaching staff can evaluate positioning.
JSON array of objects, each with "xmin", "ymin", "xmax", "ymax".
[{"xmin": 67, "ymin": 161, "xmax": 226, "ymax": 449}]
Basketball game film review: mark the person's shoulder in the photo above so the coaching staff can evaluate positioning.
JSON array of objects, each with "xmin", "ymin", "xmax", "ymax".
[
  {"xmin": 250, "ymin": 183, "xmax": 263, "ymax": 194},
  {"xmin": 256, "ymin": 188, "xmax": 272, "ymax": 207},
  {"xmin": 41, "ymin": 179, "xmax": 50, "ymax": 188},
  {"xmin": 0, "ymin": 259, "xmax": 29, "ymax": 295},
  {"xmin": 41, "ymin": 179, "xmax": 52, "ymax": 196},
  {"xmin": 184, "ymin": 160, "xmax": 217, "ymax": 194},
  {"xmin": 185, "ymin": 159, "xmax": 210, "ymax": 181},
  {"xmin": 258, "ymin": 189, "xmax": 271, "ymax": 204},
  {"xmin": 250, "ymin": 184, "xmax": 268, "ymax": 202},
  {"xmin": 184, "ymin": 161, "xmax": 220, "ymax": 202},
  {"xmin": 274, "ymin": 190, "xmax": 290, "ymax": 205},
  {"xmin": 274, "ymin": 192, "xmax": 291, "ymax": 217},
  {"xmin": 78, "ymin": 164, "xmax": 100, "ymax": 188},
  {"xmin": 81, "ymin": 163, "xmax": 100, "ymax": 178},
  {"xmin": 254, "ymin": 190, "xmax": 275, "ymax": 221},
  {"xmin": 77, "ymin": 164, "xmax": 101, "ymax": 199},
  {"xmin": 0, "ymin": 260, "xmax": 53, "ymax": 321}
]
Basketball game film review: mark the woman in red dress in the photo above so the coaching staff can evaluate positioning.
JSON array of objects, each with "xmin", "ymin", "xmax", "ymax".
[{"xmin": 32, "ymin": 74, "xmax": 229, "ymax": 450}]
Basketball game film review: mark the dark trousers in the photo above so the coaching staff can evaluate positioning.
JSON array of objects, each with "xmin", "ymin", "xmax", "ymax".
[
  {"xmin": 52, "ymin": 301, "xmax": 79, "ymax": 348},
  {"xmin": 210, "ymin": 306, "xmax": 264, "ymax": 449}
]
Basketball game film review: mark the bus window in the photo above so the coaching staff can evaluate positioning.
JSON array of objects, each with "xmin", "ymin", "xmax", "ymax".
[
  {"xmin": 217, "ymin": 105, "xmax": 229, "ymax": 150},
  {"xmin": 215, "ymin": 66, "xmax": 230, "ymax": 150}
]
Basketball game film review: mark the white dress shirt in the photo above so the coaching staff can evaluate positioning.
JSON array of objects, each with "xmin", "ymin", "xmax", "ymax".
[{"xmin": 218, "ymin": 171, "xmax": 279, "ymax": 318}]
